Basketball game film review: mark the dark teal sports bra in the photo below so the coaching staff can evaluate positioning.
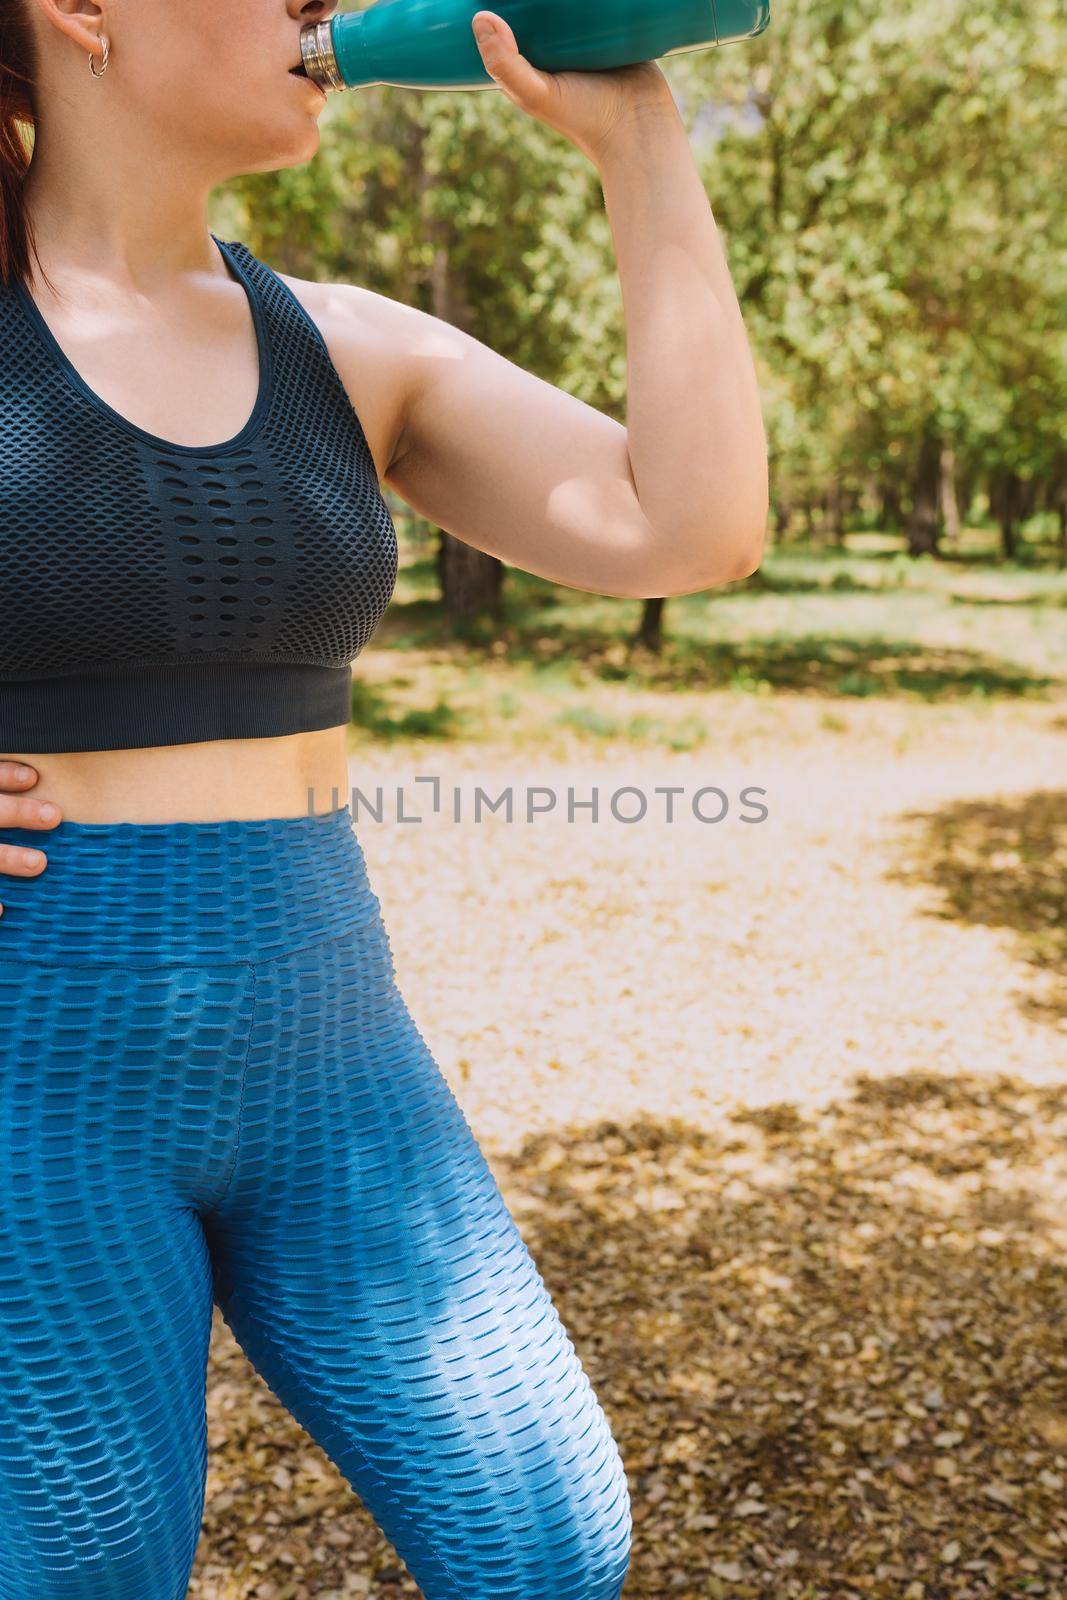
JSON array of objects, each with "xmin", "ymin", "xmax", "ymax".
[{"xmin": 0, "ymin": 235, "xmax": 398, "ymax": 754}]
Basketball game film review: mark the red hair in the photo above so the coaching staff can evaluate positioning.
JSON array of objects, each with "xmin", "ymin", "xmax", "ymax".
[{"xmin": 0, "ymin": 1, "xmax": 39, "ymax": 289}]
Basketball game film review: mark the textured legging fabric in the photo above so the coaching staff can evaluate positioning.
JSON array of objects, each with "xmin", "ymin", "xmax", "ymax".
[{"xmin": 0, "ymin": 806, "xmax": 632, "ymax": 1600}]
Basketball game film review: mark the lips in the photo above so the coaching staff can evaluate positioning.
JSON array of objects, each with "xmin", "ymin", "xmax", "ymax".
[{"xmin": 288, "ymin": 62, "xmax": 327, "ymax": 101}]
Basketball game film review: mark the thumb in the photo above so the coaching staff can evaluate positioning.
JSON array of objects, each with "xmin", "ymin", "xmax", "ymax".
[
  {"xmin": 471, "ymin": 10, "xmax": 553, "ymax": 105},
  {"xmin": 471, "ymin": 10, "xmax": 505, "ymax": 60}
]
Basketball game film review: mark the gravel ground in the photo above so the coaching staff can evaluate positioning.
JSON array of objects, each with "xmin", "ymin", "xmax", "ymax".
[{"xmin": 192, "ymin": 691, "xmax": 1067, "ymax": 1600}]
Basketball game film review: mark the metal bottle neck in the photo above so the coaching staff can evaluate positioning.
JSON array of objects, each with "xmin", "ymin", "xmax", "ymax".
[{"xmin": 298, "ymin": 19, "xmax": 345, "ymax": 92}]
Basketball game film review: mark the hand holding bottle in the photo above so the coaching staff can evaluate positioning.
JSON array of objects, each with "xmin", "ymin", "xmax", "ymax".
[{"xmin": 470, "ymin": 8, "xmax": 679, "ymax": 168}]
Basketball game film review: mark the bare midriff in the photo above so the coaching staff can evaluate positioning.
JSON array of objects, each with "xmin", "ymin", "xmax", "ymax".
[{"xmin": 2, "ymin": 726, "xmax": 351, "ymax": 824}]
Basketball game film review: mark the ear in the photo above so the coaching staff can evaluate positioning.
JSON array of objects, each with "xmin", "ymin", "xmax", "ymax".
[{"xmin": 26, "ymin": 0, "xmax": 108, "ymax": 60}]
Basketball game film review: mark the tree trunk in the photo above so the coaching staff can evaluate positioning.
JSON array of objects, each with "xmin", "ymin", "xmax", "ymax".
[
  {"xmin": 907, "ymin": 431, "xmax": 943, "ymax": 557},
  {"xmin": 880, "ymin": 480, "xmax": 903, "ymax": 532},
  {"xmin": 957, "ymin": 459, "xmax": 979, "ymax": 533},
  {"xmin": 802, "ymin": 499, "xmax": 817, "ymax": 541},
  {"xmin": 844, "ymin": 485, "xmax": 862, "ymax": 529},
  {"xmin": 939, "ymin": 443, "xmax": 961, "ymax": 545},
  {"xmin": 823, "ymin": 482, "xmax": 846, "ymax": 546},
  {"xmin": 989, "ymin": 467, "xmax": 1020, "ymax": 563},
  {"xmin": 635, "ymin": 596, "xmax": 665, "ymax": 652},
  {"xmin": 438, "ymin": 532, "xmax": 504, "ymax": 624},
  {"xmin": 1049, "ymin": 457, "xmax": 1067, "ymax": 570}
]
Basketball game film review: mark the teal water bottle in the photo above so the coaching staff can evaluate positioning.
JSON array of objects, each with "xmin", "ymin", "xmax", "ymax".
[{"xmin": 296, "ymin": 0, "xmax": 769, "ymax": 93}]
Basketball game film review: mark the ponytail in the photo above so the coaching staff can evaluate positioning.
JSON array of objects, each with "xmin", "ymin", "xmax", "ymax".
[{"xmin": 0, "ymin": 1, "xmax": 38, "ymax": 291}]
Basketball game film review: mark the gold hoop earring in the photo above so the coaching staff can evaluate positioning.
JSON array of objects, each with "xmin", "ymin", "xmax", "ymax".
[{"xmin": 88, "ymin": 33, "xmax": 110, "ymax": 77}]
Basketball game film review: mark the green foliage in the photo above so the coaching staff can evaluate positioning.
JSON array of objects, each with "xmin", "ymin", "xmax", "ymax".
[
  {"xmin": 694, "ymin": 0, "xmax": 1067, "ymax": 522},
  {"xmin": 216, "ymin": 0, "xmax": 1067, "ymax": 556}
]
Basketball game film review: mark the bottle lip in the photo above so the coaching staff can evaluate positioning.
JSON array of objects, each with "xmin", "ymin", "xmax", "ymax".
[{"xmin": 298, "ymin": 18, "xmax": 345, "ymax": 92}]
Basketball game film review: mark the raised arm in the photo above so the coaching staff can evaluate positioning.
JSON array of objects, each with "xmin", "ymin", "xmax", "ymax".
[{"xmin": 376, "ymin": 15, "xmax": 767, "ymax": 601}]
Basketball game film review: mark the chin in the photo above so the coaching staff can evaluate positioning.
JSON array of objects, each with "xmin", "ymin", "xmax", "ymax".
[
  {"xmin": 291, "ymin": 122, "xmax": 323, "ymax": 162},
  {"xmin": 246, "ymin": 122, "xmax": 323, "ymax": 173}
]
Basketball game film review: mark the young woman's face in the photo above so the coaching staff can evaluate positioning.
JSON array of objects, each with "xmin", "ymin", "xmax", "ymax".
[{"xmin": 34, "ymin": 0, "xmax": 341, "ymax": 177}]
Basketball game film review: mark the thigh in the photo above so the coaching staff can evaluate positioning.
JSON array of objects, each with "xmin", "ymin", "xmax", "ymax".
[
  {"xmin": 210, "ymin": 930, "xmax": 632, "ymax": 1600},
  {"xmin": 0, "ymin": 960, "xmax": 220, "ymax": 1600}
]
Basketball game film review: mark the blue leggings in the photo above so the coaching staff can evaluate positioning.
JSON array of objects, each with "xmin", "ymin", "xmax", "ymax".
[{"xmin": 0, "ymin": 806, "xmax": 631, "ymax": 1600}]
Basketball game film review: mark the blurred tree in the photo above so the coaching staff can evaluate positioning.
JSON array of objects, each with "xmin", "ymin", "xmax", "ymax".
[{"xmin": 692, "ymin": 0, "xmax": 1067, "ymax": 557}]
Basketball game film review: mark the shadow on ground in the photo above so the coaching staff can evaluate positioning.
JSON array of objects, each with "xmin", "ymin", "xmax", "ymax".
[
  {"xmin": 581, "ymin": 633, "xmax": 1054, "ymax": 701},
  {"xmin": 744, "ymin": 569, "xmax": 1067, "ymax": 608},
  {"xmin": 370, "ymin": 611, "xmax": 1055, "ymax": 707},
  {"xmin": 892, "ymin": 788, "xmax": 1067, "ymax": 1025},
  {"xmin": 195, "ymin": 1072, "xmax": 1067, "ymax": 1600}
]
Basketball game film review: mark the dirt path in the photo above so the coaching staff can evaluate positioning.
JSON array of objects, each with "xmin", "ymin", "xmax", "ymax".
[{"xmin": 356, "ymin": 695, "xmax": 1066, "ymax": 1135}]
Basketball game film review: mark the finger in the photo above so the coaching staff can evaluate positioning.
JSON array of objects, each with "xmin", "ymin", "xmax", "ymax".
[
  {"xmin": 0, "ymin": 841, "xmax": 48, "ymax": 877},
  {"xmin": 0, "ymin": 759, "xmax": 40, "ymax": 790},
  {"xmin": 0, "ymin": 792, "xmax": 62, "ymax": 830},
  {"xmin": 472, "ymin": 11, "xmax": 557, "ymax": 109}
]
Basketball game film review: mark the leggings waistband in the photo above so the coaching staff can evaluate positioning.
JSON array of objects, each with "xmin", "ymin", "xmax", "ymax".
[{"xmin": 0, "ymin": 805, "xmax": 381, "ymax": 968}]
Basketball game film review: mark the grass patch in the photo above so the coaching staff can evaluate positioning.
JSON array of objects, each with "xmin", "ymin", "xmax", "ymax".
[{"xmin": 355, "ymin": 528, "xmax": 1067, "ymax": 747}]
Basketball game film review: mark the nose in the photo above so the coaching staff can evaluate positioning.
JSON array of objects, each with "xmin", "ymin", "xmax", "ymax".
[{"xmin": 288, "ymin": 0, "xmax": 339, "ymax": 19}]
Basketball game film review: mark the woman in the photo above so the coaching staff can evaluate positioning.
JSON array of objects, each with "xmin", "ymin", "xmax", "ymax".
[{"xmin": 0, "ymin": 0, "xmax": 767, "ymax": 1595}]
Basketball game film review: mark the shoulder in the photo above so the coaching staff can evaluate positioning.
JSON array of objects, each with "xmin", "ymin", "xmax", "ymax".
[{"xmin": 272, "ymin": 268, "xmax": 463, "ymax": 485}]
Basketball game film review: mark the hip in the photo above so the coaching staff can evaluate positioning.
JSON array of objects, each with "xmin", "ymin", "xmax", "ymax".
[{"xmin": 0, "ymin": 802, "xmax": 385, "ymax": 969}]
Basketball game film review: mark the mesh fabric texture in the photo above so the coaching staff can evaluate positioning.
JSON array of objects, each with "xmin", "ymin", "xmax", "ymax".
[
  {"xmin": 0, "ymin": 237, "xmax": 399, "ymax": 752},
  {"xmin": 0, "ymin": 807, "xmax": 632, "ymax": 1600}
]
